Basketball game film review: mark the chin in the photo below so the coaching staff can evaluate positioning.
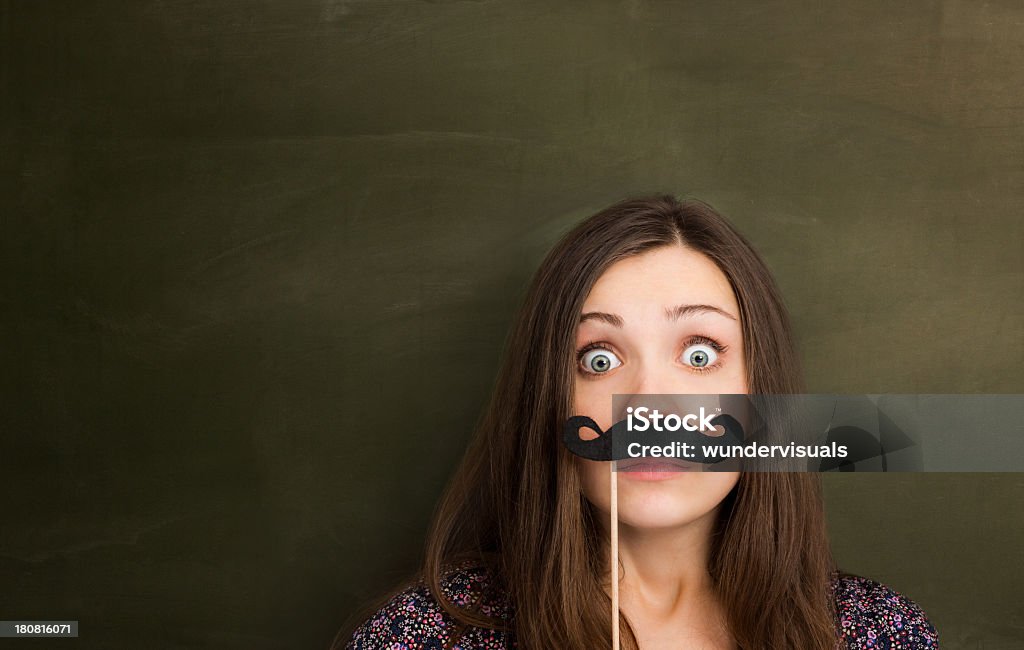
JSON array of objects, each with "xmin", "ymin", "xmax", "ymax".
[{"xmin": 615, "ymin": 492, "xmax": 722, "ymax": 530}]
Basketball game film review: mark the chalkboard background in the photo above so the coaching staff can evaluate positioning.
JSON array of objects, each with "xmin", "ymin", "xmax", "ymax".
[{"xmin": 2, "ymin": 1, "xmax": 1022, "ymax": 648}]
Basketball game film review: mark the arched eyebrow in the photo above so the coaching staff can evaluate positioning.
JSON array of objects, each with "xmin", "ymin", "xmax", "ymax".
[
  {"xmin": 579, "ymin": 303, "xmax": 737, "ymax": 328},
  {"xmin": 665, "ymin": 303, "xmax": 737, "ymax": 322}
]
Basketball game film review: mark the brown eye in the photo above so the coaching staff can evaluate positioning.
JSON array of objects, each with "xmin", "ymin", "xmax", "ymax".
[
  {"xmin": 682, "ymin": 343, "xmax": 718, "ymax": 368},
  {"xmin": 580, "ymin": 348, "xmax": 622, "ymax": 374}
]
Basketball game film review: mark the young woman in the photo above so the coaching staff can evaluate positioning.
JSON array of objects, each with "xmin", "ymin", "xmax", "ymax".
[{"xmin": 336, "ymin": 196, "xmax": 938, "ymax": 649}]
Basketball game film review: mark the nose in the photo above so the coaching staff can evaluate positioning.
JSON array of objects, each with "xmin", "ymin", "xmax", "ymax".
[
  {"xmin": 614, "ymin": 365, "xmax": 672, "ymax": 423},
  {"xmin": 631, "ymin": 360, "xmax": 682, "ymax": 396},
  {"xmin": 620, "ymin": 364, "xmax": 715, "ymax": 432}
]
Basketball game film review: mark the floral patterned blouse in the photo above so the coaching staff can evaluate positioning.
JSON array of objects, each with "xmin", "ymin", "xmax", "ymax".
[{"xmin": 346, "ymin": 566, "xmax": 938, "ymax": 649}]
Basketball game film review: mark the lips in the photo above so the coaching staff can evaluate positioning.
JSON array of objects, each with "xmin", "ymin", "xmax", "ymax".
[{"xmin": 617, "ymin": 458, "xmax": 698, "ymax": 473}]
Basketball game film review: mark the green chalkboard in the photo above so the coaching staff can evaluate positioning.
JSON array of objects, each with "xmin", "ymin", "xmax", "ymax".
[{"xmin": 1, "ymin": 1, "xmax": 1021, "ymax": 648}]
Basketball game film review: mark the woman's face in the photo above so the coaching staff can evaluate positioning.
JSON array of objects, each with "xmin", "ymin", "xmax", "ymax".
[{"xmin": 574, "ymin": 244, "xmax": 746, "ymax": 531}]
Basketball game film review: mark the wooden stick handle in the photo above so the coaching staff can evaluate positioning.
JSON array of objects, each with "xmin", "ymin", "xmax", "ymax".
[{"xmin": 610, "ymin": 461, "xmax": 620, "ymax": 650}]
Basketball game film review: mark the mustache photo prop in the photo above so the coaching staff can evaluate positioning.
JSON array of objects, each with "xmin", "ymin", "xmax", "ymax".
[
  {"xmin": 562, "ymin": 394, "xmax": 756, "ymax": 471},
  {"xmin": 561, "ymin": 412, "xmax": 746, "ymax": 464},
  {"xmin": 560, "ymin": 394, "xmax": 929, "ymax": 472}
]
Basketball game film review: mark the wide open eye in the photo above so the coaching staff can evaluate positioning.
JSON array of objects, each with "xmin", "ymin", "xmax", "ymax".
[
  {"xmin": 682, "ymin": 343, "xmax": 718, "ymax": 369},
  {"xmin": 579, "ymin": 348, "xmax": 622, "ymax": 374}
]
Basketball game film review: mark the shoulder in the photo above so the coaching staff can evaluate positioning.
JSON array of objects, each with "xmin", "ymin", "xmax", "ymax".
[
  {"xmin": 345, "ymin": 565, "xmax": 515, "ymax": 650},
  {"xmin": 831, "ymin": 572, "xmax": 939, "ymax": 649}
]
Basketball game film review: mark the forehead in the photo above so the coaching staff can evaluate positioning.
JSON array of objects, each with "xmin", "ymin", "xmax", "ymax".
[{"xmin": 582, "ymin": 245, "xmax": 738, "ymax": 313}]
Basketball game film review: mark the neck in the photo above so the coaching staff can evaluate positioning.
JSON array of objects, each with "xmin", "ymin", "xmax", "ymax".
[{"xmin": 605, "ymin": 508, "xmax": 722, "ymax": 619}]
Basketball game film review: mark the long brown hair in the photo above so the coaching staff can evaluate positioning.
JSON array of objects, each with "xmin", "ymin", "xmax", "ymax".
[{"xmin": 356, "ymin": 195, "xmax": 839, "ymax": 649}]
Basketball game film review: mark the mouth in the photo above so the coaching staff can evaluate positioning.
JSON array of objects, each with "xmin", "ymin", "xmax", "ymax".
[{"xmin": 616, "ymin": 458, "xmax": 700, "ymax": 475}]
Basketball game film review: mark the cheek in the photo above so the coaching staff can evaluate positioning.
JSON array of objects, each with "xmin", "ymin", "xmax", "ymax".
[
  {"xmin": 573, "ymin": 381, "xmax": 613, "ymax": 431},
  {"xmin": 574, "ymin": 375, "xmax": 634, "ymax": 440},
  {"xmin": 704, "ymin": 361, "xmax": 748, "ymax": 394}
]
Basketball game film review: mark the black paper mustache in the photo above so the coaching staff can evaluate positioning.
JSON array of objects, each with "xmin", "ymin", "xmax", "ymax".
[{"xmin": 562, "ymin": 413, "xmax": 746, "ymax": 464}]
